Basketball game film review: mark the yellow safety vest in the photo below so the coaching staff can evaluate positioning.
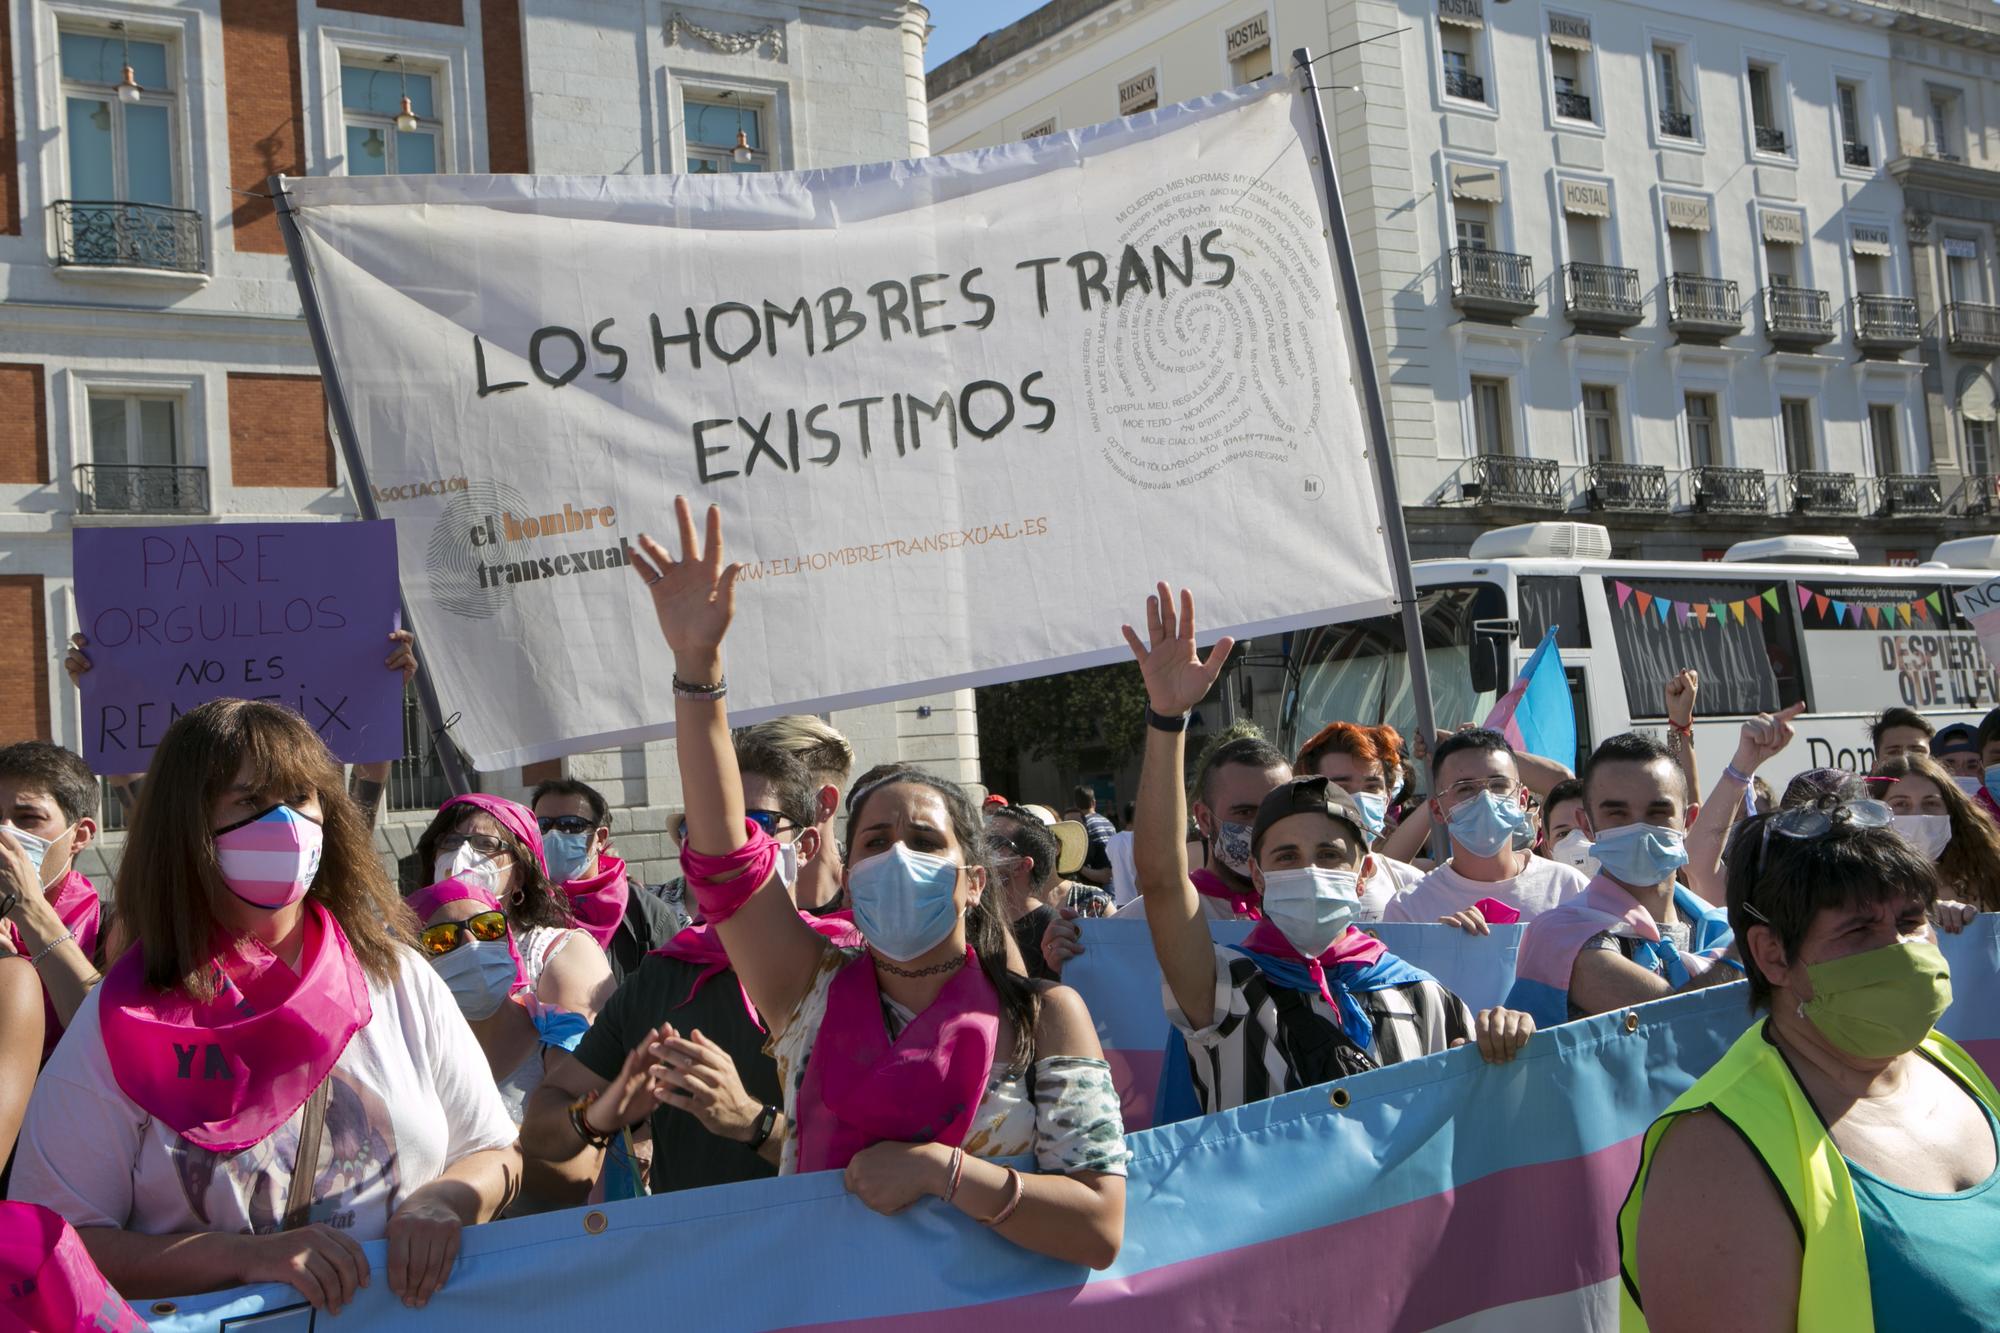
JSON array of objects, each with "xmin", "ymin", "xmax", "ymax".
[{"xmin": 1617, "ymin": 1022, "xmax": 2000, "ymax": 1333}]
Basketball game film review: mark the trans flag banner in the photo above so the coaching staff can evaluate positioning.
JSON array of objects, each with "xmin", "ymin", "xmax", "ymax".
[{"xmin": 150, "ymin": 921, "xmax": 1999, "ymax": 1332}]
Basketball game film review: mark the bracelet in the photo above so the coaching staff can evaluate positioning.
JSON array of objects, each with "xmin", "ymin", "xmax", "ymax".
[
  {"xmin": 569, "ymin": 1091, "xmax": 616, "ymax": 1149},
  {"xmin": 982, "ymin": 1166, "xmax": 1025, "ymax": 1227},
  {"xmin": 944, "ymin": 1146, "xmax": 965, "ymax": 1204},
  {"xmin": 1145, "ymin": 706, "xmax": 1190, "ymax": 733},
  {"xmin": 672, "ymin": 673, "xmax": 727, "ymax": 700},
  {"xmin": 1723, "ymin": 763, "xmax": 1754, "ymax": 786},
  {"xmin": 1668, "ymin": 721, "xmax": 1693, "ymax": 737},
  {"xmin": 29, "ymin": 930, "xmax": 73, "ymax": 967},
  {"xmin": 745, "ymin": 1103, "xmax": 779, "ymax": 1152}
]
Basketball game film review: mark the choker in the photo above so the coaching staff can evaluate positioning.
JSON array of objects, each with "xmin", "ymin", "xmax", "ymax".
[{"xmin": 872, "ymin": 950, "xmax": 969, "ymax": 979}]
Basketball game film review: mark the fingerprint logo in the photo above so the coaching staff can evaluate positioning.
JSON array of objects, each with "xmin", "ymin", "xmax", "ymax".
[
  {"xmin": 424, "ymin": 478, "xmax": 534, "ymax": 620},
  {"xmin": 1085, "ymin": 174, "xmax": 1331, "ymax": 491}
]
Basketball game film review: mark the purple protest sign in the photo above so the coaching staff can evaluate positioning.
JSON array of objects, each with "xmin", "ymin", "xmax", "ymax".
[{"xmin": 72, "ymin": 521, "xmax": 404, "ymax": 773}]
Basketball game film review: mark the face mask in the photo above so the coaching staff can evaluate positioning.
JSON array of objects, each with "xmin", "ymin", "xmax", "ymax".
[
  {"xmin": 1259, "ymin": 866, "xmax": 1362, "ymax": 958},
  {"xmin": 1388, "ymin": 771, "xmax": 1406, "ymax": 803},
  {"xmin": 437, "ymin": 845, "xmax": 505, "ymax": 898},
  {"xmin": 1445, "ymin": 791, "xmax": 1529, "ymax": 858},
  {"xmin": 1798, "ymin": 937, "xmax": 1952, "ymax": 1059},
  {"xmin": 1954, "ymin": 774, "xmax": 1984, "ymax": 797},
  {"xmin": 1587, "ymin": 823, "xmax": 1689, "ymax": 888},
  {"xmin": 776, "ymin": 838, "xmax": 801, "ymax": 891},
  {"xmin": 1351, "ymin": 792, "xmax": 1388, "ymax": 841},
  {"xmin": 430, "ymin": 937, "xmax": 519, "ymax": 1021},
  {"xmin": 541, "ymin": 830, "xmax": 592, "ymax": 884},
  {"xmin": 214, "ymin": 805, "xmax": 324, "ymax": 911},
  {"xmin": 1984, "ymin": 763, "xmax": 2000, "ymax": 805},
  {"xmin": 1551, "ymin": 828, "xmax": 1600, "ymax": 876},
  {"xmin": 4, "ymin": 824, "xmax": 74, "ymax": 889},
  {"xmin": 1212, "ymin": 821, "xmax": 1254, "ymax": 876},
  {"xmin": 846, "ymin": 843, "xmax": 963, "ymax": 962},
  {"xmin": 1891, "ymin": 813, "xmax": 1953, "ymax": 861}
]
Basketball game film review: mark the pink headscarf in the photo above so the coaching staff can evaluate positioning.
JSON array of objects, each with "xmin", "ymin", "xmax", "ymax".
[
  {"xmin": 407, "ymin": 875, "xmax": 526, "ymax": 995},
  {"xmin": 439, "ymin": 793, "xmax": 547, "ymax": 874}
]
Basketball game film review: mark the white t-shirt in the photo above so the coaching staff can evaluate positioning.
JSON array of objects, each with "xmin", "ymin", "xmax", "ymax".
[
  {"xmin": 496, "ymin": 926, "xmax": 579, "ymax": 1123},
  {"xmin": 9, "ymin": 945, "xmax": 516, "ymax": 1242},
  {"xmin": 1357, "ymin": 855, "xmax": 1424, "ymax": 921},
  {"xmin": 1383, "ymin": 856, "xmax": 1588, "ymax": 925}
]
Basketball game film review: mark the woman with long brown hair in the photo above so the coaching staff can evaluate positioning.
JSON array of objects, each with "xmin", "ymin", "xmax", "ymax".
[
  {"xmin": 1874, "ymin": 752, "xmax": 2000, "ymax": 912},
  {"xmin": 9, "ymin": 700, "xmax": 520, "ymax": 1316}
]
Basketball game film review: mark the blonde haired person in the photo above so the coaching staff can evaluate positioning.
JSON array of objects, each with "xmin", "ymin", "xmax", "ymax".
[{"xmin": 740, "ymin": 715, "xmax": 856, "ymax": 911}]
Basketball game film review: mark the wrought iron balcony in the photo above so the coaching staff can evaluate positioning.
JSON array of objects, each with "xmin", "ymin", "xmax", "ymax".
[
  {"xmin": 1563, "ymin": 262, "xmax": 1643, "ymax": 333},
  {"xmin": 1754, "ymin": 125, "xmax": 1789, "ymax": 154},
  {"xmin": 1586, "ymin": 463, "xmax": 1669, "ymax": 513},
  {"xmin": 74, "ymin": 464, "xmax": 208, "ymax": 515},
  {"xmin": 1843, "ymin": 141, "xmax": 1872, "ymax": 168},
  {"xmin": 1791, "ymin": 470, "xmax": 1860, "ymax": 516},
  {"xmin": 1555, "ymin": 90, "xmax": 1593, "ymax": 121},
  {"xmin": 1667, "ymin": 274, "xmax": 1744, "ymax": 342},
  {"xmin": 1954, "ymin": 472, "xmax": 2000, "ymax": 517},
  {"xmin": 1689, "ymin": 466, "xmax": 1770, "ymax": 515},
  {"xmin": 1875, "ymin": 472, "xmax": 1944, "ymax": 517},
  {"xmin": 1763, "ymin": 286, "xmax": 1836, "ymax": 351},
  {"xmin": 1851, "ymin": 294, "xmax": 1921, "ymax": 357},
  {"xmin": 52, "ymin": 200, "xmax": 203, "ymax": 274},
  {"xmin": 1450, "ymin": 247, "xmax": 1538, "ymax": 323},
  {"xmin": 1659, "ymin": 110, "xmax": 1694, "ymax": 139},
  {"xmin": 1446, "ymin": 69, "xmax": 1486, "ymax": 102},
  {"xmin": 1945, "ymin": 303, "xmax": 2000, "ymax": 358},
  {"xmin": 1460, "ymin": 455, "xmax": 1563, "ymax": 510}
]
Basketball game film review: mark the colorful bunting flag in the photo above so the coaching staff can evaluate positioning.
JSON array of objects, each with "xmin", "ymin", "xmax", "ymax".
[
  {"xmin": 1655, "ymin": 599, "xmax": 1672, "ymax": 625},
  {"xmin": 1763, "ymin": 589, "xmax": 1780, "ymax": 612},
  {"xmin": 1867, "ymin": 606, "xmax": 1881, "ymax": 628},
  {"xmin": 1635, "ymin": 591, "xmax": 1653, "ymax": 615},
  {"xmin": 1832, "ymin": 600, "xmax": 1848, "ymax": 623},
  {"xmin": 1749, "ymin": 596, "xmax": 1765, "ymax": 622},
  {"xmin": 1796, "ymin": 585, "xmax": 1813, "ymax": 611},
  {"xmin": 1929, "ymin": 592, "xmax": 1944, "ymax": 615},
  {"xmin": 1730, "ymin": 601, "xmax": 1746, "ymax": 625},
  {"xmin": 1815, "ymin": 595, "xmax": 1831, "ymax": 618},
  {"xmin": 1615, "ymin": 581, "xmax": 1632, "ymax": 608}
]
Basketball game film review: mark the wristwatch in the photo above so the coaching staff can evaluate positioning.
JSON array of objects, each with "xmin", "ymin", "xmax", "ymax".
[
  {"xmin": 1145, "ymin": 706, "xmax": 1191, "ymax": 733},
  {"xmin": 745, "ymin": 1104, "xmax": 779, "ymax": 1151}
]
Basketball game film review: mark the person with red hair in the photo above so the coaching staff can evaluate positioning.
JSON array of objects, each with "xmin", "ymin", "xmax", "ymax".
[{"xmin": 1292, "ymin": 722, "xmax": 1422, "ymax": 918}]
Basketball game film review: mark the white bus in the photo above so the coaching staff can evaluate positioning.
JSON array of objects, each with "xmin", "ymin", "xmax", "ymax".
[{"xmin": 1272, "ymin": 522, "xmax": 2000, "ymax": 793}]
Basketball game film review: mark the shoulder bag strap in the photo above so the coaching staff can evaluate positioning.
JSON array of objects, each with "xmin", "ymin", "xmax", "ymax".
[{"xmin": 281, "ymin": 1077, "xmax": 333, "ymax": 1232}]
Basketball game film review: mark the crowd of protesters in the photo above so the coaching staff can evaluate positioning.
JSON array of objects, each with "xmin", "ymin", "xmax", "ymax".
[{"xmin": 0, "ymin": 502, "xmax": 1995, "ymax": 1331}]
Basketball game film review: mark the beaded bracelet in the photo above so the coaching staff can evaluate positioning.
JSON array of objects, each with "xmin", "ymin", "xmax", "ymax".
[
  {"xmin": 672, "ymin": 673, "xmax": 728, "ymax": 700},
  {"xmin": 982, "ymin": 1166, "xmax": 1025, "ymax": 1228},
  {"xmin": 29, "ymin": 930, "xmax": 73, "ymax": 968}
]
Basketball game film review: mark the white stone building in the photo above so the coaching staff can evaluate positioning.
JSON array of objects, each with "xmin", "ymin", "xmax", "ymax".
[
  {"xmin": 0, "ymin": 0, "xmax": 965, "ymax": 886},
  {"xmin": 929, "ymin": 0, "xmax": 2000, "ymax": 563}
]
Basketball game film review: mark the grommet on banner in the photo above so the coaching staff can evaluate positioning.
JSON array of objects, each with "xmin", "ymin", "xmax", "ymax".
[
  {"xmin": 584, "ymin": 1210, "xmax": 608, "ymax": 1235},
  {"xmin": 1624, "ymin": 1010, "xmax": 1641, "ymax": 1034},
  {"xmin": 1329, "ymin": 1086, "xmax": 1351, "ymax": 1108},
  {"xmin": 151, "ymin": 1302, "xmax": 178, "ymax": 1316}
]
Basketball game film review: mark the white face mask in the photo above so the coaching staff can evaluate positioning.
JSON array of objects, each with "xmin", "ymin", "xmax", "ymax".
[
  {"xmin": 1551, "ymin": 828, "xmax": 1600, "ymax": 876},
  {"xmin": 4, "ymin": 823, "xmax": 75, "ymax": 889},
  {"xmin": 776, "ymin": 837, "xmax": 801, "ymax": 891},
  {"xmin": 436, "ymin": 845, "xmax": 506, "ymax": 897},
  {"xmin": 1258, "ymin": 865, "xmax": 1363, "ymax": 958},
  {"xmin": 1891, "ymin": 813, "xmax": 1953, "ymax": 861}
]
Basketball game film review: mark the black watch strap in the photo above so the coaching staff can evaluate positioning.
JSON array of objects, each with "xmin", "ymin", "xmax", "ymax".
[
  {"xmin": 745, "ymin": 1103, "xmax": 779, "ymax": 1151},
  {"xmin": 1145, "ymin": 706, "xmax": 1191, "ymax": 733}
]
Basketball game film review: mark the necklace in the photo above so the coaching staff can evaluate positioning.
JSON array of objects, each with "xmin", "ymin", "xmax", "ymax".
[{"xmin": 872, "ymin": 950, "xmax": 967, "ymax": 979}]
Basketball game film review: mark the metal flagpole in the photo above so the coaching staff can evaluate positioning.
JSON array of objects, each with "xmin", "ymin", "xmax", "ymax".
[
  {"xmin": 270, "ymin": 174, "xmax": 474, "ymax": 797},
  {"xmin": 1290, "ymin": 50, "xmax": 1444, "ymax": 802}
]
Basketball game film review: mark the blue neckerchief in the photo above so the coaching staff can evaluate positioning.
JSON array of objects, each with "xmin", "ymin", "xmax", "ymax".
[{"xmin": 1231, "ymin": 946, "xmax": 1435, "ymax": 1054}]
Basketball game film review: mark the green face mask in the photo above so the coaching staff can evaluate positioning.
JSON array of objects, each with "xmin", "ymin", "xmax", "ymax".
[{"xmin": 1798, "ymin": 938, "xmax": 1953, "ymax": 1060}]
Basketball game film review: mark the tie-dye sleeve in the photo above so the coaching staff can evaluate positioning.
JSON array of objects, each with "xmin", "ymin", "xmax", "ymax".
[{"xmin": 1031, "ymin": 1056, "xmax": 1131, "ymax": 1177}]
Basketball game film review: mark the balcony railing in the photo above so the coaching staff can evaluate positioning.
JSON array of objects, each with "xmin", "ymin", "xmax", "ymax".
[
  {"xmin": 1667, "ymin": 274, "xmax": 1744, "ymax": 341},
  {"xmin": 1659, "ymin": 109, "xmax": 1694, "ymax": 138},
  {"xmin": 52, "ymin": 200, "xmax": 203, "ymax": 274},
  {"xmin": 1945, "ymin": 302, "xmax": 2000, "ymax": 358},
  {"xmin": 1754, "ymin": 125, "xmax": 1789, "ymax": 154},
  {"xmin": 74, "ymin": 464, "xmax": 208, "ymax": 515},
  {"xmin": 1446, "ymin": 69, "xmax": 1486, "ymax": 102},
  {"xmin": 1763, "ymin": 286, "xmax": 1836, "ymax": 350},
  {"xmin": 1563, "ymin": 262, "xmax": 1643, "ymax": 333},
  {"xmin": 1450, "ymin": 247, "xmax": 1538, "ymax": 322},
  {"xmin": 1555, "ymin": 90, "xmax": 1593, "ymax": 121},
  {"xmin": 1843, "ymin": 141, "xmax": 1872, "ymax": 168},
  {"xmin": 1851, "ymin": 294, "xmax": 1921, "ymax": 356},
  {"xmin": 1791, "ymin": 470, "xmax": 1860, "ymax": 515},
  {"xmin": 1586, "ymin": 463, "xmax": 1670, "ymax": 513},
  {"xmin": 1689, "ymin": 466, "xmax": 1770, "ymax": 515},
  {"xmin": 1462, "ymin": 454, "xmax": 1563, "ymax": 510},
  {"xmin": 1875, "ymin": 473, "xmax": 1945, "ymax": 517},
  {"xmin": 1954, "ymin": 472, "xmax": 2000, "ymax": 516}
]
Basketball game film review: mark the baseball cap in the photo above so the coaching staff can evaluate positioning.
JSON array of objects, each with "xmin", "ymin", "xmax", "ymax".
[
  {"xmin": 1933, "ymin": 722, "xmax": 1979, "ymax": 758},
  {"xmin": 1250, "ymin": 776, "xmax": 1368, "ymax": 856}
]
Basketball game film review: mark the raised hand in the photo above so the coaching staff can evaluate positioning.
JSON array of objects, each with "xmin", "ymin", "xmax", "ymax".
[
  {"xmin": 385, "ymin": 629, "xmax": 418, "ymax": 685},
  {"xmin": 1733, "ymin": 701, "xmax": 1807, "ymax": 774},
  {"xmin": 1664, "ymin": 668, "xmax": 1699, "ymax": 730},
  {"xmin": 62, "ymin": 633, "xmax": 90, "ymax": 687},
  {"xmin": 630, "ymin": 498, "xmax": 745, "ymax": 668},
  {"xmin": 1119, "ymin": 583, "xmax": 1234, "ymax": 717}
]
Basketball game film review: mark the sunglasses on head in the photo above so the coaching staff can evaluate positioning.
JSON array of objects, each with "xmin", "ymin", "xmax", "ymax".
[
  {"xmin": 537, "ymin": 815, "xmax": 597, "ymax": 836},
  {"xmin": 419, "ymin": 910, "xmax": 509, "ymax": 957},
  {"xmin": 1740, "ymin": 798, "xmax": 1893, "ymax": 922}
]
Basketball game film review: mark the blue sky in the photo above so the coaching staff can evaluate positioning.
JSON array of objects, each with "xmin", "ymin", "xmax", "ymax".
[{"xmin": 926, "ymin": 2, "xmax": 1049, "ymax": 69}]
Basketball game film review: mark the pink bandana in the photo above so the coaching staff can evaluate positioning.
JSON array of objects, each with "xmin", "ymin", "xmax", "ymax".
[
  {"xmin": 97, "ymin": 900, "xmax": 371, "ymax": 1152},
  {"xmin": 407, "ymin": 876, "xmax": 526, "ymax": 994},
  {"xmin": 561, "ymin": 853, "xmax": 630, "ymax": 951},
  {"xmin": 0, "ymin": 1202, "xmax": 146, "ymax": 1333},
  {"xmin": 9, "ymin": 869, "xmax": 101, "ymax": 1063},
  {"xmin": 682, "ymin": 822, "xmax": 781, "ymax": 925},
  {"xmin": 1192, "ymin": 866, "xmax": 1262, "ymax": 920},
  {"xmin": 440, "ymin": 793, "xmax": 547, "ymax": 874},
  {"xmin": 650, "ymin": 911, "xmax": 863, "ymax": 1030},
  {"xmin": 1240, "ymin": 919, "xmax": 1388, "ymax": 1008},
  {"xmin": 795, "ymin": 949, "xmax": 999, "ymax": 1173}
]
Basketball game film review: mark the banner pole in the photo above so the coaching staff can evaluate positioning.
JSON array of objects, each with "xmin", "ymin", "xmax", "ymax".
[
  {"xmin": 1290, "ymin": 50, "xmax": 1444, "ymax": 833},
  {"xmin": 270, "ymin": 175, "xmax": 474, "ymax": 798}
]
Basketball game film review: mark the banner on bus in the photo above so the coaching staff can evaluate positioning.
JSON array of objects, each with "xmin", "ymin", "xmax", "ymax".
[{"xmin": 279, "ymin": 81, "xmax": 1391, "ymax": 770}]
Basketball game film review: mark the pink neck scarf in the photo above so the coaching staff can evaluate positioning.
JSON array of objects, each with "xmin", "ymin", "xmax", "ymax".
[
  {"xmin": 0, "ymin": 1202, "xmax": 146, "ymax": 1333},
  {"xmin": 683, "ymin": 822, "xmax": 780, "ymax": 925},
  {"xmin": 1192, "ymin": 865, "xmax": 1262, "ymax": 920},
  {"xmin": 1239, "ymin": 920, "xmax": 1388, "ymax": 1008},
  {"xmin": 650, "ymin": 911, "xmax": 863, "ymax": 1030},
  {"xmin": 440, "ymin": 793, "xmax": 547, "ymax": 874},
  {"xmin": 97, "ymin": 900, "xmax": 371, "ymax": 1152},
  {"xmin": 795, "ymin": 949, "xmax": 999, "ymax": 1173},
  {"xmin": 407, "ymin": 876, "xmax": 526, "ymax": 994},
  {"xmin": 562, "ymin": 853, "xmax": 630, "ymax": 951},
  {"xmin": 10, "ymin": 870, "xmax": 101, "ymax": 1062}
]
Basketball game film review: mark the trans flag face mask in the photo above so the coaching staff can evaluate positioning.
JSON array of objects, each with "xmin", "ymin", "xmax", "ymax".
[{"xmin": 214, "ymin": 805, "xmax": 323, "ymax": 911}]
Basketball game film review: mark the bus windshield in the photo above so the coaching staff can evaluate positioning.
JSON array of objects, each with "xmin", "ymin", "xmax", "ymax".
[{"xmin": 1283, "ymin": 583, "xmax": 1506, "ymax": 754}]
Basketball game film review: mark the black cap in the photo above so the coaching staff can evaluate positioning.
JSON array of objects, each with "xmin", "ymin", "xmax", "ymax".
[
  {"xmin": 1250, "ymin": 776, "xmax": 1368, "ymax": 857},
  {"xmin": 1934, "ymin": 722, "xmax": 1979, "ymax": 757}
]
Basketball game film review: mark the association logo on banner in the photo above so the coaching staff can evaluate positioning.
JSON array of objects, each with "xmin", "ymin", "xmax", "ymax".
[{"xmin": 424, "ymin": 479, "xmax": 630, "ymax": 620}]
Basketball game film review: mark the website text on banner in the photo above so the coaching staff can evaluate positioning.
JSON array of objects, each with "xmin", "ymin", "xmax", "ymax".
[
  {"xmin": 278, "ymin": 81, "xmax": 1390, "ymax": 770},
  {"xmin": 147, "ymin": 919, "xmax": 2000, "ymax": 1333},
  {"xmin": 70, "ymin": 521, "xmax": 404, "ymax": 773}
]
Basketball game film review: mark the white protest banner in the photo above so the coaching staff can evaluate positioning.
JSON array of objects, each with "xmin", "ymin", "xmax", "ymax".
[
  {"xmin": 281, "ymin": 81, "xmax": 1391, "ymax": 769},
  {"xmin": 1954, "ymin": 578, "xmax": 2000, "ymax": 679}
]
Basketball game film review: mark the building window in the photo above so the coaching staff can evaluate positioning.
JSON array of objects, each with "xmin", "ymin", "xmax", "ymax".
[
  {"xmin": 1548, "ymin": 16, "xmax": 1593, "ymax": 122},
  {"xmin": 1780, "ymin": 397, "xmax": 1815, "ymax": 472},
  {"xmin": 341, "ymin": 59, "xmax": 442, "ymax": 175},
  {"xmin": 685, "ymin": 96, "xmax": 767, "ymax": 172},
  {"xmin": 1565, "ymin": 213, "xmax": 1605, "ymax": 267},
  {"xmin": 1669, "ymin": 227, "xmax": 1705, "ymax": 279},
  {"xmin": 1852, "ymin": 250, "xmax": 1885, "ymax": 296},
  {"xmin": 1836, "ymin": 80, "xmax": 1868, "ymax": 167},
  {"xmin": 1654, "ymin": 44, "xmax": 1695, "ymax": 138},
  {"xmin": 1945, "ymin": 236, "xmax": 1984, "ymax": 304},
  {"xmin": 1471, "ymin": 376, "xmax": 1512, "ymax": 456},
  {"xmin": 1685, "ymin": 391, "xmax": 1720, "ymax": 468},
  {"xmin": 1764, "ymin": 237, "xmax": 1796, "ymax": 288},
  {"xmin": 59, "ymin": 27, "xmax": 179, "ymax": 206},
  {"xmin": 1928, "ymin": 88, "xmax": 1962, "ymax": 161},
  {"xmin": 1967, "ymin": 419, "xmax": 1994, "ymax": 476},
  {"xmin": 1583, "ymin": 385, "xmax": 1621, "ymax": 463},
  {"xmin": 1440, "ymin": 29, "xmax": 1484, "ymax": 104},
  {"xmin": 1226, "ymin": 13, "xmax": 1272, "ymax": 84},
  {"xmin": 1747, "ymin": 61, "xmax": 1787, "ymax": 154},
  {"xmin": 1454, "ymin": 200, "xmax": 1493, "ymax": 252},
  {"xmin": 1869, "ymin": 404, "xmax": 1901, "ymax": 475},
  {"xmin": 89, "ymin": 392, "xmax": 180, "ymax": 468}
]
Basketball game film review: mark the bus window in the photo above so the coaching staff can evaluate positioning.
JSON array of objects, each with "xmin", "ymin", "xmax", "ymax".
[
  {"xmin": 1520, "ymin": 576, "xmax": 1592, "ymax": 648},
  {"xmin": 1607, "ymin": 578, "xmax": 1807, "ymax": 719},
  {"xmin": 1795, "ymin": 579, "xmax": 2000, "ymax": 714}
]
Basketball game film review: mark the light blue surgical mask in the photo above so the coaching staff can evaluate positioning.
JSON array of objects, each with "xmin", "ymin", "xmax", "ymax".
[
  {"xmin": 1588, "ymin": 823, "xmax": 1688, "ymax": 887},
  {"xmin": 1446, "ymin": 791, "xmax": 1530, "ymax": 858},
  {"xmin": 1984, "ymin": 763, "xmax": 2000, "ymax": 806},
  {"xmin": 542, "ymin": 829, "xmax": 592, "ymax": 884},
  {"xmin": 1351, "ymin": 791, "xmax": 1389, "ymax": 841},
  {"xmin": 846, "ymin": 843, "xmax": 964, "ymax": 962},
  {"xmin": 430, "ymin": 938, "xmax": 518, "ymax": 1021},
  {"xmin": 1260, "ymin": 866, "xmax": 1362, "ymax": 958}
]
